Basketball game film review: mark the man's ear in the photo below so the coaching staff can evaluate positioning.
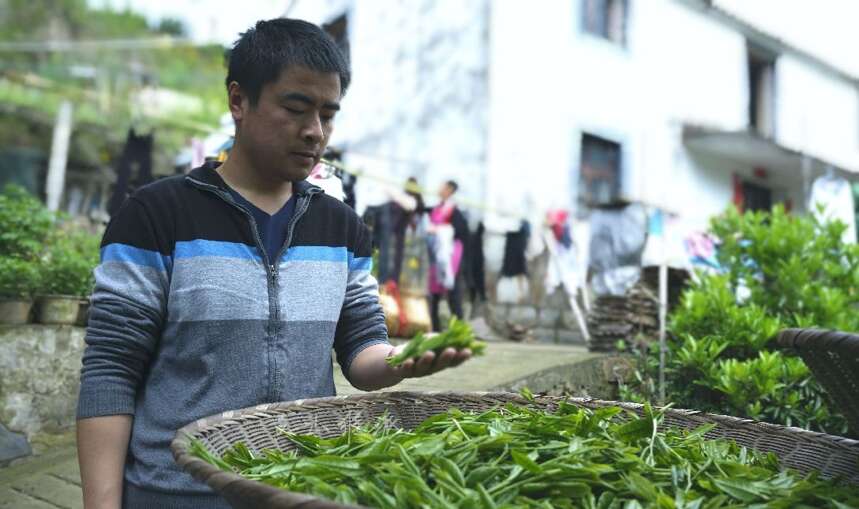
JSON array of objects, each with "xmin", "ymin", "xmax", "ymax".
[{"xmin": 227, "ymin": 81, "xmax": 248, "ymax": 124}]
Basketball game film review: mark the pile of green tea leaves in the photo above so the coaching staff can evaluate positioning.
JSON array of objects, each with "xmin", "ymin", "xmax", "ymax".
[
  {"xmin": 191, "ymin": 401, "xmax": 859, "ymax": 508},
  {"xmin": 386, "ymin": 318, "xmax": 487, "ymax": 367}
]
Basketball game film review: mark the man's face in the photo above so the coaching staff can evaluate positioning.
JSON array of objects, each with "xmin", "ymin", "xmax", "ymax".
[{"xmin": 229, "ymin": 66, "xmax": 341, "ymax": 182}]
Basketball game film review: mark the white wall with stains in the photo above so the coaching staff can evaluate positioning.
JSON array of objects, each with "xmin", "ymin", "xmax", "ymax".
[{"xmin": 288, "ymin": 0, "xmax": 859, "ymax": 233}]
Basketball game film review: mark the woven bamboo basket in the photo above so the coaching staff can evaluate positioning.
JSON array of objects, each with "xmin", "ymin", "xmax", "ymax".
[
  {"xmin": 171, "ymin": 391, "xmax": 859, "ymax": 509},
  {"xmin": 778, "ymin": 328, "xmax": 859, "ymax": 438}
]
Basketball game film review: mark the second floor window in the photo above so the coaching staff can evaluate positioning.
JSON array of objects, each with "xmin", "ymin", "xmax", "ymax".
[
  {"xmin": 579, "ymin": 133, "xmax": 622, "ymax": 209},
  {"xmin": 582, "ymin": 0, "xmax": 628, "ymax": 46},
  {"xmin": 748, "ymin": 43, "xmax": 777, "ymax": 138}
]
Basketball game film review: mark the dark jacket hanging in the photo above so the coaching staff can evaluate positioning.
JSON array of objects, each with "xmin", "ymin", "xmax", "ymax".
[
  {"xmin": 501, "ymin": 220, "xmax": 530, "ymax": 277},
  {"xmin": 108, "ymin": 129, "xmax": 154, "ymax": 217}
]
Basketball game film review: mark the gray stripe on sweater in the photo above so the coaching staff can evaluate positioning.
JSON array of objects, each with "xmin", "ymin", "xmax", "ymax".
[
  {"xmin": 93, "ymin": 261, "xmax": 167, "ymax": 312},
  {"xmin": 169, "ymin": 257, "xmax": 350, "ymax": 322},
  {"xmin": 276, "ymin": 260, "xmax": 348, "ymax": 322},
  {"xmin": 126, "ymin": 318, "xmax": 340, "ymax": 494},
  {"xmin": 169, "ymin": 256, "xmax": 268, "ymax": 321}
]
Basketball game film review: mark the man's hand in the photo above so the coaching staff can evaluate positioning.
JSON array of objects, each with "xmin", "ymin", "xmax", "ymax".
[
  {"xmin": 347, "ymin": 342, "xmax": 474, "ymax": 391},
  {"xmin": 387, "ymin": 344, "xmax": 472, "ymax": 378}
]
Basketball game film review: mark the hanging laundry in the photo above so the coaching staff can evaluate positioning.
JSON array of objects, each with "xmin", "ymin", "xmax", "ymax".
[
  {"xmin": 466, "ymin": 222, "xmax": 487, "ymax": 305},
  {"xmin": 308, "ymin": 163, "xmax": 345, "ymax": 201},
  {"xmin": 501, "ymin": 220, "xmax": 530, "ymax": 277},
  {"xmin": 810, "ymin": 172, "xmax": 856, "ymax": 244},
  {"xmin": 191, "ymin": 137, "xmax": 206, "ymax": 169},
  {"xmin": 547, "ymin": 209, "xmax": 573, "ymax": 248},
  {"xmin": 388, "ymin": 179, "xmax": 421, "ymax": 286},
  {"xmin": 363, "ymin": 180, "xmax": 421, "ymax": 286},
  {"xmin": 495, "ymin": 220, "xmax": 532, "ymax": 305},
  {"xmin": 641, "ymin": 209, "xmax": 693, "ymax": 270},
  {"xmin": 588, "ymin": 203, "xmax": 647, "ymax": 297},
  {"xmin": 108, "ymin": 129, "xmax": 154, "ymax": 217},
  {"xmin": 544, "ymin": 210, "xmax": 579, "ymax": 294},
  {"xmin": 684, "ymin": 231, "xmax": 721, "ymax": 273},
  {"xmin": 341, "ymin": 171, "xmax": 357, "ymax": 209}
]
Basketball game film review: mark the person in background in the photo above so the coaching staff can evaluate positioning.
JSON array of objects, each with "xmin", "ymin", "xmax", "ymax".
[
  {"xmin": 389, "ymin": 177, "xmax": 425, "ymax": 288},
  {"xmin": 426, "ymin": 180, "xmax": 469, "ymax": 331}
]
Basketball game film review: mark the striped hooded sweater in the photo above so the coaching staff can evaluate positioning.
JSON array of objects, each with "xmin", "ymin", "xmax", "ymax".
[{"xmin": 77, "ymin": 162, "xmax": 389, "ymax": 508}]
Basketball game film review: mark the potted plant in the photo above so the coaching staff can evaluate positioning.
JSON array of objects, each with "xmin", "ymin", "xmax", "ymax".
[
  {"xmin": 0, "ymin": 184, "xmax": 54, "ymax": 260},
  {"xmin": 0, "ymin": 185, "xmax": 54, "ymax": 324},
  {"xmin": 0, "ymin": 256, "xmax": 41, "ymax": 324},
  {"xmin": 36, "ymin": 230, "xmax": 99, "ymax": 325}
]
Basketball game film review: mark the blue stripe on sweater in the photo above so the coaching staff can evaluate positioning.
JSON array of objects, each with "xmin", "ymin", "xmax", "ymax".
[
  {"xmin": 281, "ymin": 246, "xmax": 371, "ymax": 272},
  {"xmin": 111, "ymin": 240, "xmax": 372, "ymax": 270},
  {"xmin": 282, "ymin": 245, "xmax": 348, "ymax": 263},
  {"xmin": 348, "ymin": 255, "xmax": 372, "ymax": 272},
  {"xmin": 101, "ymin": 244, "xmax": 172, "ymax": 270},
  {"xmin": 174, "ymin": 240, "xmax": 262, "ymax": 261}
]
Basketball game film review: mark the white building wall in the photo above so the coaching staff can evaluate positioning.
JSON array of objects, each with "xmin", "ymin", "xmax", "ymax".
[
  {"xmin": 775, "ymin": 55, "xmax": 859, "ymax": 172},
  {"xmin": 486, "ymin": 0, "xmax": 859, "ymax": 232},
  {"xmin": 289, "ymin": 0, "xmax": 859, "ymax": 232},
  {"xmin": 486, "ymin": 0, "xmax": 749, "ymax": 230},
  {"xmin": 287, "ymin": 0, "xmax": 489, "ymax": 215}
]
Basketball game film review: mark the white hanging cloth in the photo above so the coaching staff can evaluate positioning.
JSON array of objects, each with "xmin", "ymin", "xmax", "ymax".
[{"xmin": 809, "ymin": 172, "xmax": 856, "ymax": 244}]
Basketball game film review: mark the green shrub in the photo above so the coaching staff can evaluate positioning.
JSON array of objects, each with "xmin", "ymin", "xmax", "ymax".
[
  {"xmin": 624, "ymin": 206, "xmax": 858, "ymax": 436},
  {"xmin": 40, "ymin": 229, "xmax": 100, "ymax": 297},
  {"xmin": 0, "ymin": 256, "xmax": 42, "ymax": 298},
  {"xmin": 0, "ymin": 184, "xmax": 54, "ymax": 260}
]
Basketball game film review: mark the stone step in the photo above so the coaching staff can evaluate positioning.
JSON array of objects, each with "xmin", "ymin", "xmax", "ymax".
[
  {"xmin": 0, "ymin": 487, "xmax": 58, "ymax": 509},
  {"xmin": 9, "ymin": 473, "xmax": 82, "ymax": 509}
]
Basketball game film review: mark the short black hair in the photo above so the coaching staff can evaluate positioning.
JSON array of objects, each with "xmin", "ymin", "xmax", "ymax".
[
  {"xmin": 445, "ymin": 180, "xmax": 459, "ymax": 193},
  {"xmin": 226, "ymin": 18, "xmax": 351, "ymax": 105}
]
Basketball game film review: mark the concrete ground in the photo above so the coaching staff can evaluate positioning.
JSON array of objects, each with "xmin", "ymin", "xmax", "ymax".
[{"xmin": 0, "ymin": 341, "xmax": 596, "ymax": 509}]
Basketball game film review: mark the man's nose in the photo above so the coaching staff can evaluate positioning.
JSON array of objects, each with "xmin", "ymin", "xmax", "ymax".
[{"xmin": 301, "ymin": 116, "xmax": 324, "ymax": 143}]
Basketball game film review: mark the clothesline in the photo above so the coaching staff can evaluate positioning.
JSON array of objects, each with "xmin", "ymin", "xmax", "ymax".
[
  {"xmin": 320, "ymin": 157, "xmax": 528, "ymax": 221},
  {"xmin": 321, "ymin": 157, "xmax": 682, "ymax": 227}
]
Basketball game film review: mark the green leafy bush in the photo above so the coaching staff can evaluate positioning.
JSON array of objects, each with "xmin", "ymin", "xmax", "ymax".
[
  {"xmin": 0, "ymin": 185, "xmax": 100, "ymax": 298},
  {"xmin": 0, "ymin": 184, "xmax": 54, "ymax": 260},
  {"xmin": 624, "ymin": 206, "xmax": 858, "ymax": 436},
  {"xmin": 39, "ymin": 229, "xmax": 100, "ymax": 297},
  {"xmin": 0, "ymin": 256, "xmax": 42, "ymax": 298}
]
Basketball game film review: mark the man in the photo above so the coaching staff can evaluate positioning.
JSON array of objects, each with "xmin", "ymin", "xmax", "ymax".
[
  {"xmin": 76, "ymin": 19, "xmax": 471, "ymax": 509},
  {"xmin": 426, "ymin": 180, "xmax": 469, "ymax": 331}
]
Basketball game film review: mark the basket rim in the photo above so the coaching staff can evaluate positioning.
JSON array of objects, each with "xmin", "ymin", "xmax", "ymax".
[{"xmin": 171, "ymin": 390, "xmax": 859, "ymax": 508}]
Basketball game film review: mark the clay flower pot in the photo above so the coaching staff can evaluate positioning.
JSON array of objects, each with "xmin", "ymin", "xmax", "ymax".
[
  {"xmin": 0, "ymin": 298, "xmax": 33, "ymax": 325},
  {"xmin": 36, "ymin": 295, "xmax": 82, "ymax": 325}
]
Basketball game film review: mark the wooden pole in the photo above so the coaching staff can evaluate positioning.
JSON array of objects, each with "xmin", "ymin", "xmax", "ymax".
[
  {"xmin": 658, "ymin": 260, "xmax": 668, "ymax": 405},
  {"xmin": 543, "ymin": 230, "xmax": 590, "ymax": 343},
  {"xmin": 46, "ymin": 101, "xmax": 73, "ymax": 212}
]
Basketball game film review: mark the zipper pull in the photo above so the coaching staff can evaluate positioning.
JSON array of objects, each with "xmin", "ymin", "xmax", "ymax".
[{"xmin": 271, "ymin": 264, "xmax": 278, "ymax": 280}]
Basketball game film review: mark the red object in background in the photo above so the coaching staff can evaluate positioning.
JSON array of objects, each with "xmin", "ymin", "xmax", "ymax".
[
  {"xmin": 546, "ymin": 209, "xmax": 569, "ymax": 242},
  {"xmin": 753, "ymin": 167, "xmax": 768, "ymax": 179},
  {"xmin": 785, "ymin": 199, "xmax": 793, "ymax": 213},
  {"xmin": 732, "ymin": 173, "xmax": 745, "ymax": 213},
  {"xmin": 383, "ymin": 280, "xmax": 408, "ymax": 332}
]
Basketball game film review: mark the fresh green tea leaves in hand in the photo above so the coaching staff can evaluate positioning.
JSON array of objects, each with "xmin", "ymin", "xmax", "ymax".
[
  {"xmin": 192, "ymin": 402, "xmax": 859, "ymax": 508},
  {"xmin": 386, "ymin": 318, "xmax": 487, "ymax": 367}
]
